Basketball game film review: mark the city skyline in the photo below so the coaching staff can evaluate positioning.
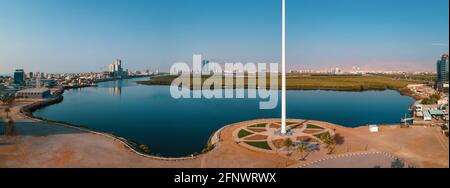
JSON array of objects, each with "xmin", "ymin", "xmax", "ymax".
[{"xmin": 0, "ymin": 0, "xmax": 449, "ymax": 74}]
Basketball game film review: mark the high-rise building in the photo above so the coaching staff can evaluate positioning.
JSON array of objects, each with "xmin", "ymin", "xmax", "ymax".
[
  {"xmin": 202, "ymin": 59, "xmax": 210, "ymax": 74},
  {"xmin": 437, "ymin": 53, "xmax": 449, "ymax": 83},
  {"xmin": 115, "ymin": 58, "xmax": 122, "ymax": 66},
  {"xmin": 108, "ymin": 64, "xmax": 115, "ymax": 72},
  {"xmin": 14, "ymin": 69, "xmax": 25, "ymax": 86},
  {"xmin": 108, "ymin": 58, "xmax": 128, "ymax": 78},
  {"xmin": 114, "ymin": 58, "xmax": 123, "ymax": 72}
]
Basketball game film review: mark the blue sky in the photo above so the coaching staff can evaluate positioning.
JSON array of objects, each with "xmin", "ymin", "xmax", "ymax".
[
  {"xmin": 288, "ymin": 0, "xmax": 449, "ymax": 71},
  {"xmin": 0, "ymin": 0, "xmax": 448, "ymax": 74}
]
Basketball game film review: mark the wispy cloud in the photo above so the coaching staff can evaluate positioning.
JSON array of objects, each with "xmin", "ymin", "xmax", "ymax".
[{"xmin": 432, "ymin": 43, "xmax": 449, "ymax": 47}]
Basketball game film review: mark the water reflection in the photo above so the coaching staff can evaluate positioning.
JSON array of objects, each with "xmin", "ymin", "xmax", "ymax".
[
  {"xmin": 0, "ymin": 120, "xmax": 16, "ymax": 136},
  {"xmin": 33, "ymin": 78, "xmax": 415, "ymax": 157},
  {"xmin": 108, "ymin": 80, "xmax": 123, "ymax": 96}
]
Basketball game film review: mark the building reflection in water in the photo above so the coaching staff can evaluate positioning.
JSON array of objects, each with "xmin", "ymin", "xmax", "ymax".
[{"xmin": 108, "ymin": 80, "xmax": 123, "ymax": 96}]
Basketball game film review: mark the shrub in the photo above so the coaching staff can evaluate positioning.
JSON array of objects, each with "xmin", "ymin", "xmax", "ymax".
[
  {"xmin": 138, "ymin": 144, "xmax": 150, "ymax": 154},
  {"xmin": 422, "ymin": 94, "xmax": 441, "ymax": 105}
]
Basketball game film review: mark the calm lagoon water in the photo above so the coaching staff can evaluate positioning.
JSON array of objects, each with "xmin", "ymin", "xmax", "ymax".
[{"xmin": 33, "ymin": 78, "xmax": 414, "ymax": 157}]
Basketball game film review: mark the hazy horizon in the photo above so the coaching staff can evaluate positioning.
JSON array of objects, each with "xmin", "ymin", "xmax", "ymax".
[{"xmin": 0, "ymin": 0, "xmax": 448, "ymax": 74}]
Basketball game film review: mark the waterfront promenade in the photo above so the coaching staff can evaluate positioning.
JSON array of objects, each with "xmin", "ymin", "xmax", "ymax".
[{"xmin": 0, "ymin": 99, "xmax": 448, "ymax": 168}]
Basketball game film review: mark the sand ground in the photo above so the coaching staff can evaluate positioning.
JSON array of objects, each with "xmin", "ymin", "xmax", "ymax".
[{"xmin": 0, "ymin": 100, "xmax": 448, "ymax": 168}]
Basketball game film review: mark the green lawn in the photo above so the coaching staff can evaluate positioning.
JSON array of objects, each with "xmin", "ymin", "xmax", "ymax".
[
  {"xmin": 244, "ymin": 141, "xmax": 272, "ymax": 150},
  {"xmin": 314, "ymin": 132, "xmax": 331, "ymax": 139},
  {"xmin": 238, "ymin": 129, "xmax": 254, "ymax": 138},
  {"xmin": 307, "ymin": 124, "xmax": 324, "ymax": 129},
  {"xmin": 248, "ymin": 123, "xmax": 267, "ymax": 128}
]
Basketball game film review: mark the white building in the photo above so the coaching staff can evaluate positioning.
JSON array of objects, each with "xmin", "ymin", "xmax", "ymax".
[
  {"xmin": 108, "ymin": 58, "xmax": 128, "ymax": 78},
  {"xmin": 423, "ymin": 111, "xmax": 432, "ymax": 121},
  {"xmin": 369, "ymin": 125, "xmax": 379, "ymax": 133},
  {"xmin": 415, "ymin": 104, "xmax": 423, "ymax": 112}
]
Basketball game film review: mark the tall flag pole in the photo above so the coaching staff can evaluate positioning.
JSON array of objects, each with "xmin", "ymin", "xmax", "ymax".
[{"xmin": 281, "ymin": 0, "xmax": 287, "ymax": 134}]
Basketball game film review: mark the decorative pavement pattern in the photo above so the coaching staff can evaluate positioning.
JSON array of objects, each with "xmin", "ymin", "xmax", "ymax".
[{"xmin": 233, "ymin": 120, "xmax": 335, "ymax": 154}]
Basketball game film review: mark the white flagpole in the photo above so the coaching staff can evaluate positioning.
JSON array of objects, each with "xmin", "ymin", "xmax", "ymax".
[{"xmin": 281, "ymin": 0, "xmax": 287, "ymax": 135}]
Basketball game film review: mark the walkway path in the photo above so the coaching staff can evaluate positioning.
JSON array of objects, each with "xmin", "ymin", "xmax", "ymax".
[{"xmin": 294, "ymin": 152, "xmax": 405, "ymax": 168}]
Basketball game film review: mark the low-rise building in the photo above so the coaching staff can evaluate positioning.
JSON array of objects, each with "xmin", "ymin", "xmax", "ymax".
[
  {"xmin": 369, "ymin": 125, "xmax": 379, "ymax": 133},
  {"xmin": 40, "ymin": 79, "xmax": 57, "ymax": 87},
  {"xmin": 415, "ymin": 104, "xmax": 423, "ymax": 112},
  {"xmin": 15, "ymin": 88, "xmax": 51, "ymax": 99},
  {"xmin": 429, "ymin": 109, "xmax": 445, "ymax": 117},
  {"xmin": 423, "ymin": 111, "xmax": 432, "ymax": 121}
]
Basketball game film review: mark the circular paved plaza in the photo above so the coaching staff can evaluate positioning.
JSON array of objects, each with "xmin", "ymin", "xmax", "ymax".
[{"xmin": 233, "ymin": 120, "xmax": 335, "ymax": 154}]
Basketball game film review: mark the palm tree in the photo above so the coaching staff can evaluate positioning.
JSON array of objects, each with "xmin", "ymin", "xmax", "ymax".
[
  {"xmin": 4, "ymin": 107, "xmax": 10, "ymax": 119},
  {"xmin": 284, "ymin": 138, "xmax": 293, "ymax": 148},
  {"xmin": 1, "ymin": 96, "xmax": 8, "ymax": 106},
  {"xmin": 327, "ymin": 139, "xmax": 337, "ymax": 154},
  {"xmin": 296, "ymin": 142, "xmax": 307, "ymax": 160},
  {"xmin": 283, "ymin": 138, "xmax": 293, "ymax": 156},
  {"xmin": 7, "ymin": 95, "xmax": 15, "ymax": 107},
  {"xmin": 320, "ymin": 132, "xmax": 336, "ymax": 154},
  {"xmin": 139, "ymin": 144, "xmax": 150, "ymax": 154},
  {"xmin": 1, "ymin": 95, "xmax": 15, "ymax": 107},
  {"xmin": 5, "ymin": 118, "xmax": 16, "ymax": 136}
]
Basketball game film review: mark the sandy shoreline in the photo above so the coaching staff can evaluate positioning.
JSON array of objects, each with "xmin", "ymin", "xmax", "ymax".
[{"xmin": 0, "ymin": 98, "xmax": 448, "ymax": 168}]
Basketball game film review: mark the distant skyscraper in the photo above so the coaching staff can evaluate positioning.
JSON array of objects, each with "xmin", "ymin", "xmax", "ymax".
[
  {"xmin": 108, "ymin": 64, "xmax": 115, "ymax": 72},
  {"xmin": 202, "ymin": 59, "xmax": 210, "ymax": 74},
  {"xmin": 437, "ymin": 54, "xmax": 449, "ymax": 83},
  {"xmin": 108, "ymin": 58, "xmax": 128, "ymax": 78},
  {"xmin": 193, "ymin": 54, "xmax": 202, "ymax": 74},
  {"xmin": 114, "ymin": 58, "xmax": 123, "ymax": 72},
  {"xmin": 14, "ymin": 69, "xmax": 25, "ymax": 86},
  {"xmin": 115, "ymin": 58, "xmax": 122, "ymax": 66}
]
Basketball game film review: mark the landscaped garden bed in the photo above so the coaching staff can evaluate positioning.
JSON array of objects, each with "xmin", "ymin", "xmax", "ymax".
[
  {"xmin": 244, "ymin": 134, "xmax": 268, "ymax": 141},
  {"xmin": 238, "ymin": 129, "xmax": 254, "ymax": 138},
  {"xmin": 247, "ymin": 128, "xmax": 267, "ymax": 133},
  {"xmin": 290, "ymin": 124, "xmax": 304, "ymax": 129},
  {"xmin": 244, "ymin": 141, "xmax": 272, "ymax": 150},
  {"xmin": 296, "ymin": 136, "xmax": 317, "ymax": 142},
  {"xmin": 303, "ymin": 129, "xmax": 323, "ymax": 134},
  {"xmin": 314, "ymin": 131, "xmax": 331, "ymax": 139},
  {"xmin": 306, "ymin": 124, "xmax": 325, "ymax": 129},
  {"xmin": 272, "ymin": 139, "xmax": 285, "ymax": 149},
  {"xmin": 269, "ymin": 123, "xmax": 281, "ymax": 129},
  {"xmin": 248, "ymin": 123, "xmax": 267, "ymax": 128}
]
